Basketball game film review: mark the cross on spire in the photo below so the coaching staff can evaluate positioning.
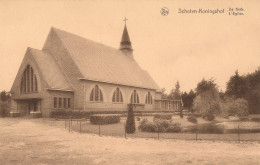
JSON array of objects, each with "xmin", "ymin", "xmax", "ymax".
[{"xmin": 123, "ymin": 17, "xmax": 128, "ymax": 25}]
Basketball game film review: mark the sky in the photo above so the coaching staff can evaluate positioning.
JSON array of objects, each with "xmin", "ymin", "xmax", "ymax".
[{"xmin": 0, "ymin": 0, "xmax": 260, "ymax": 93}]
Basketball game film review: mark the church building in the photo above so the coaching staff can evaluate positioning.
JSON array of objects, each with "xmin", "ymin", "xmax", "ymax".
[{"xmin": 10, "ymin": 23, "xmax": 182, "ymax": 117}]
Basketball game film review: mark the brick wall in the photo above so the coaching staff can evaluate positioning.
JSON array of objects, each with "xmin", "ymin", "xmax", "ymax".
[{"xmin": 83, "ymin": 80, "xmax": 156, "ymax": 111}]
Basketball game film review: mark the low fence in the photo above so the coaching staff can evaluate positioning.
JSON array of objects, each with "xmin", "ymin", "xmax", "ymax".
[{"xmin": 63, "ymin": 119, "xmax": 260, "ymax": 142}]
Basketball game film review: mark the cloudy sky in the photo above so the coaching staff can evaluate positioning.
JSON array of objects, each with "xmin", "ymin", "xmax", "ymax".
[{"xmin": 0, "ymin": 0, "xmax": 259, "ymax": 93}]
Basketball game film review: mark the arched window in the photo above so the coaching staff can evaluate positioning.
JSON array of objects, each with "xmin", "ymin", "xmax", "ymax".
[
  {"xmin": 90, "ymin": 85, "xmax": 103, "ymax": 102},
  {"xmin": 145, "ymin": 92, "xmax": 153, "ymax": 104},
  {"xmin": 112, "ymin": 88, "xmax": 123, "ymax": 103},
  {"xmin": 130, "ymin": 90, "xmax": 139, "ymax": 104},
  {"xmin": 20, "ymin": 65, "xmax": 38, "ymax": 93}
]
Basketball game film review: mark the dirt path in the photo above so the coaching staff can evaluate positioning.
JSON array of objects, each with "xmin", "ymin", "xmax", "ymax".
[{"xmin": 0, "ymin": 118, "xmax": 259, "ymax": 165}]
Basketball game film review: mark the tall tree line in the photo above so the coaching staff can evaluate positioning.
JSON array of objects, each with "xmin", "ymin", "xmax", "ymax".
[
  {"xmin": 163, "ymin": 67, "xmax": 260, "ymax": 114},
  {"xmin": 226, "ymin": 68, "xmax": 260, "ymax": 114}
]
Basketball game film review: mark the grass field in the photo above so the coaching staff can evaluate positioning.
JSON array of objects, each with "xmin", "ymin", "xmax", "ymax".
[
  {"xmin": 68, "ymin": 116, "xmax": 260, "ymax": 141},
  {"xmin": 0, "ymin": 118, "xmax": 259, "ymax": 165}
]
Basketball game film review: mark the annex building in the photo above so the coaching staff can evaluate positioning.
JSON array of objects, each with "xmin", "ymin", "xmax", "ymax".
[{"xmin": 10, "ymin": 24, "xmax": 182, "ymax": 117}]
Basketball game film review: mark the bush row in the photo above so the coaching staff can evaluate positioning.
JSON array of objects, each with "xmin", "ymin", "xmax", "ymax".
[
  {"xmin": 90, "ymin": 114, "xmax": 120, "ymax": 125},
  {"xmin": 138, "ymin": 118, "xmax": 181, "ymax": 133},
  {"xmin": 50, "ymin": 110, "xmax": 90, "ymax": 119},
  {"xmin": 187, "ymin": 123, "xmax": 225, "ymax": 134},
  {"xmin": 153, "ymin": 114, "xmax": 172, "ymax": 120},
  {"xmin": 50, "ymin": 110, "xmax": 128, "ymax": 119},
  {"xmin": 50, "ymin": 110, "xmax": 201, "ymax": 119}
]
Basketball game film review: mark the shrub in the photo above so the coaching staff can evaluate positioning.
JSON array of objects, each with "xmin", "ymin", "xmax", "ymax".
[
  {"xmin": 138, "ymin": 118, "xmax": 181, "ymax": 133},
  {"xmin": 187, "ymin": 115, "xmax": 198, "ymax": 124},
  {"xmin": 125, "ymin": 104, "xmax": 136, "ymax": 133},
  {"xmin": 166, "ymin": 123, "xmax": 181, "ymax": 133},
  {"xmin": 188, "ymin": 123, "xmax": 225, "ymax": 134},
  {"xmin": 136, "ymin": 117, "xmax": 141, "ymax": 121},
  {"xmin": 154, "ymin": 114, "xmax": 172, "ymax": 120},
  {"xmin": 0, "ymin": 102, "xmax": 9, "ymax": 117},
  {"xmin": 90, "ymin": 114, "xmax": 120, "ymax": 125},
  {"xmin": 138, "ymin": 119, "xmax": 158, "ymax": 132},
  {"xmin": 179, "ymin": 109, "xmax": 183, "ymax": 118},
  {"xmin": 202, "ymin": 113, "xmax": 215, "ymax": 121}
]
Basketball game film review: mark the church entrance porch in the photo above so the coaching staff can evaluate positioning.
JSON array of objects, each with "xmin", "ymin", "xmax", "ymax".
[{"xmin": 15, "ymin": 98, "xmax": 42, "ymax": 116}]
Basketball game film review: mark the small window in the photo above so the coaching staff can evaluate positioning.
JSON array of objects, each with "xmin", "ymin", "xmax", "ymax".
[
  {"xmin": 90, "ymin": 85, "xmax": 103, "ymax": 102},
  {"xmin": 54, "ymin": 97, "xmax": 57, "ymax": 108},
  {"xmin": 145, "ymin": 92, "xmax": 153, "ymax": 104},
  {"xmin": 68, "ymin": 98, "xmax": 71, "ymax": 108},
  {"xmin": 63, "ymin": 98, "xmax": 67, "ymax": 109},
  {"xmin": 59, "ymin": 98, "xmax": 62, "ymax": 108}
]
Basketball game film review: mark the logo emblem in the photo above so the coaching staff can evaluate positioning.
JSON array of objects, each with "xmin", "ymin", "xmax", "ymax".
[{"xmin": 161, "ymin": 7, "xmax": 169, "ymax": 16}]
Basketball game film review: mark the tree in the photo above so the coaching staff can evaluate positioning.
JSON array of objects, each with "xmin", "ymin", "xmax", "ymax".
[
  {"xmin": 169, "ymin": 81, "xmax": 181, "ymax": 100},
  {"xmin": 226, "ymin": 70, "xmax": 248, "ymax": 99},
  {"xmin": 160, "ymin": 88, "xmax": 168, "ymax": 99},
  {"xmin": 225, "ymin": 67, "xmax": 260, "ymax": 114},
  {"xmin": 229, "ymin": 99, "xmax": 249, "ymax": 117},
  {"xmin": 0, "ymin": 91, "xmax": 10, "ymax": 102},
  {"xmin": 125, "ymin": 104, "xmax": 136, "ymax": 134},
  {"xmin": 193, "ymin": 79, "xmax": 221, "ymax": 120},
  {"xmin": 195, "ymin": 78, "xmax": 218, "ymax": 95},
  {"xmin": 0, "ymin": 102, "xmax": 9, "ymax": 117},
  {"xmin": 181, "ymin": 90, "xmax": 196, "ymax": 111}
]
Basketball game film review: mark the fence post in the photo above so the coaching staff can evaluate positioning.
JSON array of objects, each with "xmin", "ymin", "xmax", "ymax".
[
  {"xmin": 124, "ymin": 124, "xmax": 127, "ymax": 139},
  {"xmin": 80, "ymin": 120, "xmax": 81, "ymax": 133},
  {"xmin": 99, "ymin": 124, "xmax": 101, "ymax": 136},
  {"xmin": 158, "ymin": 131, "xmax": 160, "ymax": 140},
  {"xmin": 196, "ymin": 124, "xmax": 198, "ymax": 142},
  {"xmin": 65, "ymin": 120, "xmax": 66, "ymax": 130},
  {"xmin": 238, "ymin": 125, "xmax": 240, "ymax": 142},
  {"xmin": 69, "ymin": 120, "xmax": 70, "ymax": 132}
]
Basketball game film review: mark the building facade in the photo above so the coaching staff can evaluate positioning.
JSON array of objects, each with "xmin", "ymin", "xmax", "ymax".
[{"xmin": 10, "ymin": 25, "xmax": 182, "ymax": 117}]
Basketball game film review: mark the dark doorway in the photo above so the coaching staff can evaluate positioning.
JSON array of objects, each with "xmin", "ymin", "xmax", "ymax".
[{"xmin": 28, "ymin": 99, "xmax": 38, "ymax": 114}]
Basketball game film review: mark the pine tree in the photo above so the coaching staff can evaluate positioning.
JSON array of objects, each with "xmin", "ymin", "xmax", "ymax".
[{"xmin": 125, "ymin": 104, "xmax": 136, "ymax": 134}]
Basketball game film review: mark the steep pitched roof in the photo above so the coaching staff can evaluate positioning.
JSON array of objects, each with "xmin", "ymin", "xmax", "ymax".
[
  {"xmin": 29, "ymin": 48, "xmax": 73, "ymax": 91},
  {"xmin": 48, "ymin": 27, "xmax": 159, "ymax": 90}
]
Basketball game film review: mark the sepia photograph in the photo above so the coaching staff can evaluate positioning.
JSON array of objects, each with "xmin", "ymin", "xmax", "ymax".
[{"xmin": 0, "ymin": 0, "xmax": 259, "ymax": 164}]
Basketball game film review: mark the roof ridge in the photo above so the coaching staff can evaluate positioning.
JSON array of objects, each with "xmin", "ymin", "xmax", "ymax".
[
  {"xmin": 27, "ymin": 48, "xmax": 51, "ymax": 88},
  {"xmin": 44, "ymin": 27, "xmax": 160, "ymax": 90},
  {"xmin": 29, "ymin": 47, "xmax": 73, "ymax": 90},
  {"xmin": 51, "ymin": 27, "xmax": 122, "ymax": 52}
]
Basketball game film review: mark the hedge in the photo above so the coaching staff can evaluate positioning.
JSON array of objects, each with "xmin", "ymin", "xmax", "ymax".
[
  {"xmin": 90, "ymin": 114, "xmax": 120, "ymax": 125},
  {"xmin": 187, "ymin": 123, "xmax": 225, "ymax": 134},
  {"xmin": 50, "ymin": 110, "xmax": 127, "ymax": 119},
  {"xmin": 50, "ymin": 110, "xmax": 90, "ymax": 119},
  {"xmin": 154, "ymin": 114, "xmax": 172, "ymax": 120}
]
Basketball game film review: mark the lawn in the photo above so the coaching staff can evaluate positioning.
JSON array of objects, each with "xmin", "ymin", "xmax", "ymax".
[
  {"xmin": 0, "ymin": 118, "xmax": 259, "ymax": 165},
  {"xmin": 69, "ymin": 116, "xmax": 260, "ymax": 141}
]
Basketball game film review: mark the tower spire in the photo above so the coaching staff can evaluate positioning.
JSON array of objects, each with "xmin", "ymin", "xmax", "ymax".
[{"xmin": 119, "ymin": 17, "xmax": 133, "ymax": 51}]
